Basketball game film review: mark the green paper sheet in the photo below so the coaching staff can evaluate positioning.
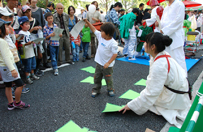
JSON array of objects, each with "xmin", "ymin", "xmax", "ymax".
[
  {"xmin": 119, "ymin": 89, "xmax": 140, "ymax": 100},
  {"xmin": 56, "ymin": 120, "xmax": 83, "ymax": 132},
  {"xmin": 80, "ymin": 76, "xmax": 106, "ymax": 86},
  {"xmin": 80, "ymin": 76, "xmax": 94, "ymax": 84},
  {"xmin": 134, "ymin": 79, "xmax": 146, "ymax": 86},
  {"xmin": 81, "ymin": 66, "xmax": 95, "ymax": 74},
  {"xmin": 102, "ymin": 103, "xmax": 123, "ymax": 113}
]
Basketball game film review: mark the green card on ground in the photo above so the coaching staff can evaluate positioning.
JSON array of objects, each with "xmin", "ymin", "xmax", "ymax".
[
  {"xmin": 80, "ymin": 76, "xmax": 106, "ymax": 86},
  {"xmin": 119, "ymin": 89, "xmax": 140, "ymax": 100},
  {"xmin": 102, "ymin": 103, "xmax": 123, "ymax": 113},
  {"xmin": 80, "ymin": 76, "xmax": 94, "ymax": 84},
  {"xmin": 56, "ymin": 120, "xmax": 82, "ymax": 132},
  {"xmin": 134, "ymin": 79, "xmax": 146, "ymax": 86},
  {"xmin": 81, "ymin": 66, "xmax": 95, "ymax": 74}
]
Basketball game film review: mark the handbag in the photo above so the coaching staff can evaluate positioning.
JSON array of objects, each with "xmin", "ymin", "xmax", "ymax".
[{"xmin": 92, "ymin": 21, "xmax": 103, "ymax": 31}]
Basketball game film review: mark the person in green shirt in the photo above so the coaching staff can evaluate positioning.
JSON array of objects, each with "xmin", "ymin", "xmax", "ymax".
[
  {"xmin": 119, "ymin": 8, "xmax": 139, "ymax": 60},
  {"xmin": 135, "ymin": 19, "xmax": 153, "ymax": 56},
  {"xmin": 81, "ymin": 23, "xmax": 91, "ymax": 62}
]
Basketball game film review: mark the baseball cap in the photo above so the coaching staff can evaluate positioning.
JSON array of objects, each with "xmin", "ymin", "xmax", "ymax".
[
  {"xmin": 0, "ymin": 7, "xmax": 13, "ymax": 16},
  {"xmin": 22, "ymin": 5, "xmax": 31, "ymax": 13},
  {"xmin": 18, "ymin": 16, "xmax": 29, "ymax": 25},
  {"xmin": 0, "ymin": 18, "xmax": 11, "ymax": 27}
]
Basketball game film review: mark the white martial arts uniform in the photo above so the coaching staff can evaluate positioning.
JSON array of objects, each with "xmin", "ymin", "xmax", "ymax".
[
  {"xmin": 146, "ymin": 6, "xmax": 159, "ymax": 32},
  {"xmin": 123, "ymin": 26, "xmax": 137, "ymax": 58},
  {"xmin": 160, "ymin": 0, "xmax": 187, "ymax": 74},
  {"xmin": 127, "ymin": 51, "xmax": 191, "ymax": 128}
]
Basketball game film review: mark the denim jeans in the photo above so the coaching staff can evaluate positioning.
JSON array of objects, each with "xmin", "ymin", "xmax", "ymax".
[
  {"xmin": 49, "ymin": 45, "xmax": 59, "ymax": 70},
  {"xmin": 22, "ymin": 57, "xmax": 36, "ymax": 73},
  {"xmin": 82, "ymin": 42, "xmax": 89, "ymax": 58},
  {"xmin": 72, "ymin": 45, "xmax": 80, "ymax": 62}
]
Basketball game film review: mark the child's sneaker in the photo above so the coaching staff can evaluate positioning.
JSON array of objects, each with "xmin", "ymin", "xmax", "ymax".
[
  {"xmin": 22, "ymin": 87, "xmax": 29, "ymax": 94},
  {"xmin": 8, "ymin": 103, "xmax": 15, "ymax": 110},
  {"xmin": 14, "ymin": 101, "xmax": 30, "ymax": 109},
  {"xmin": 91, "ymin": 91, "xmax": 99, "ymax": 98},
  {"xmin": 26, "ymin": 77, "xmax": 33, "ymax": 84},
  {"xmin": 108, "ymin": 90, "xmax": 115, "ymax": 97},
  {"xmin": 31, "ymin": 74, "xmax": 40, "ymax": 80},
  {"xmin": 54, "ymin": 69, "xmax": 59, "ymax": 76}
]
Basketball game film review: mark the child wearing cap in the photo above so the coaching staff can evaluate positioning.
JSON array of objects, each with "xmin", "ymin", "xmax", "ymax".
[
  {"xmin": 0, "ymin": 19, "xmax": 30, "ymax": 110},
  {"xmin": 18, "ymin": 16, "xmax": 40, "ymax": 84},
  {"xmin": 22, "ymin": 5, "xmax": 44, "ymax": 77},
  {"xmin": 43, "ymin": 12, "xmax": 62, "ymax": 76}
]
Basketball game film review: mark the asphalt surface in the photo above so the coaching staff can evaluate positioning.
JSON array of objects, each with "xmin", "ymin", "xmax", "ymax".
[{"xmin": 0, "ymin": 49, "xmax": 202, "ymax": 132}]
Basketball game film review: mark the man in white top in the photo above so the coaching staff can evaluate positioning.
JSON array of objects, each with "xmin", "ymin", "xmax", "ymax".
[{"xmin": 159, "ymin": 0, "xmax": 187, "ymax": 74}]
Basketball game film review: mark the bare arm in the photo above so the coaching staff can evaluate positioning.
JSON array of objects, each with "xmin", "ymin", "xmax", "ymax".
[
  {"xmin": 104, "ymin": 54, "xmax": 117, "ymax": 69},
  {"xmin": 83, "ymin": 19, "xmax": 96, "ymax": 33}
]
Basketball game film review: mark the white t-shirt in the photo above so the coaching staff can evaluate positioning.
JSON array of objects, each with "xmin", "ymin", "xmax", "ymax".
[
  {"xmin": 94, "ymin": 30, "xmax": 118, "ymax": 67},
  {"xmin": 18, "ymin": 30, "xmax": 35, "ymax": 59}
]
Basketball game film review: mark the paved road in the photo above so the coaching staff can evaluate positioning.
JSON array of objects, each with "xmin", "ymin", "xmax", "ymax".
[{"xmin": 0, "ymin": 50, "xmax": 202, "ymax": 132}]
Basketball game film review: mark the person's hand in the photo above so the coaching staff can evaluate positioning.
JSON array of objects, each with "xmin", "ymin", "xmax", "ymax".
[
  {"xmin": 83, "ymin": 19, "xmax": 88, "ymax": 22},
  {"xmin": 135, "ymin": 26, "xmax": 139, "ymax": 30},
  {"xmin": 160, "ymin": 30, "xmax": 163, "ymax": 34},
  {"xmin": 92, "ymin": 17, "xmax": 98, "ymax": 21},
  {"xmin": 119, "ymin": 105, "xmax": 131, "ymax": 114},
  {"xmin": 155, "ymin": 21, "xmax": 159, "ymax": 27},
  {"xmin": 8, "ymin": 25, "xmax": 14, "ymax": 34},
  {"xmin": 28, "ymin": 41, "xmax": 34, "ymax": 45},
  {"xmin": 38, "ymin": 26, "xmax": 42, "ymax": 30},
  {"xmin": 33, "ymin": 26, "xmax": 39, "ymax": 30},
  {"xmin": 103, "ymin": 62, "xmax": 110, "ymax": 69},
  {"xmin": 11, "ymin": 69, "xmax": 18, "ymax": 78},
  {"xmin": 50, "ymin": 32, "xmax": 55, "ymax": 37},
  {"xmin": 59, "ymin": 34, "xmax": 62, "ymax": 37}
]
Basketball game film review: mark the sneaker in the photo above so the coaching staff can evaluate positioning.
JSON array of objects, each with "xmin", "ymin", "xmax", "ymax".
[
  {"xmin": 76, "ymin": 58, "xmax": 79, "ymax": 62},
  {"xmin": 108, "ymin": 90, "xmax": 115, "ymax": 97},
  {"xmin": 67, "ymin": 61, "xmax": 74, "ymax": 65},
  {"xmin": 91, "ymin": 91, "xmax": 99, "ymax": 98},
  {"xmin": 31, "ymin": 74, "xmax": 40, "ymax": 80},
  {"xmin": 82, "ymin": 57, "xmax": 86, "ymax": 62},
  {"xmin": 22, "ymin": 87, "xmax": 29, "ymax": 94},
  {"xmin": 8, "ymin": 103, "xmax": 15, "ymax": 110},
  {"xmin": 54, "ymin": 69, "xmax": 59, "ymax": 76},
  {"xmin": 124, "ymin": 54, "xmax": 128, "ymax": 58},
  {"xmin": 26, "ymin": 77, "xmax": 33, "ymax": 84},
  {"xmin": 14, "ymin": 101, "xmax": 30, "ymax": 109},
  {"xmin": 35, "ymin": 69, "xmax": 44, "ymax": 77}
]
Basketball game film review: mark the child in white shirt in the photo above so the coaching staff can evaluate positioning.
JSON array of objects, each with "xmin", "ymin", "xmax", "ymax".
[
  {"xmin": 84, "ymin": 19, "xmax": 118, "ymax": 97},
  {"xmin": 18, "ymin": 16, "xmax": 39, "ymax": 84}
]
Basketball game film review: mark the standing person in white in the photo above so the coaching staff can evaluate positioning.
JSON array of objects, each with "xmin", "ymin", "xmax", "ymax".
[{"xmin": 159, "ymin": 0, "xmax": 187, "ymax": 74}]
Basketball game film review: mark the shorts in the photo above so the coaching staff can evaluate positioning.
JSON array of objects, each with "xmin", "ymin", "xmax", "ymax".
[
  {"xmin": 4, "ymin": 79, "xmax": 24, "ymax": 87},
  {"xmin": 0, "ymin": 63, "xmax": 20, "ymax": 82},
  {"xmin": 22, "ymin": 57, "xmax": 36, "ymax": 73}
]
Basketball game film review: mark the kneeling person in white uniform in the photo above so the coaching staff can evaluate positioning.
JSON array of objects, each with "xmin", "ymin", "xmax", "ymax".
[{"xmin": 119, "ymin": 32, "xmax": 191, "ymax": 128}]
